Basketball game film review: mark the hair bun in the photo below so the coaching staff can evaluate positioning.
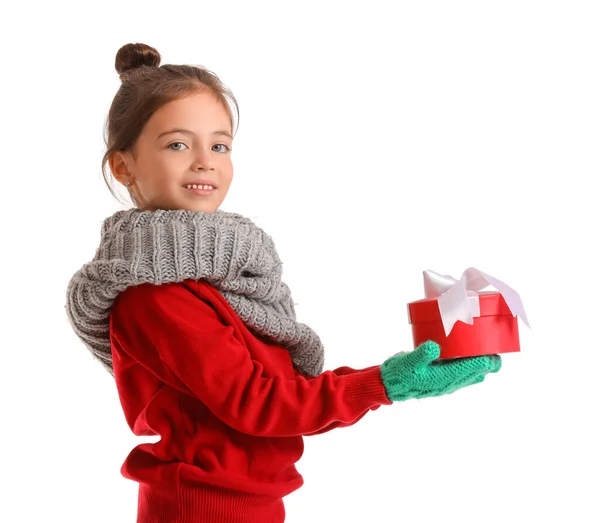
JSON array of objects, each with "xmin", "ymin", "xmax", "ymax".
[{"xmin": 115, "ymin": 43, "xmax": 161, "ymax": 76}]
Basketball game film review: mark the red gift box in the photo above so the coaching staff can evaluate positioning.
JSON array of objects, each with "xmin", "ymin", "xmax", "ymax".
[
  {"xmin": 408, "ymin": 291, "xmax": 520, "ymax": 359},
  {"xmin": 406, "ymin": 268, "xmax": 530, "ymax": 360}
]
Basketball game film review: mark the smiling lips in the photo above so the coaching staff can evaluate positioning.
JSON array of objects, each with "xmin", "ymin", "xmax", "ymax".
[{"xmin": 185, "ymin": 185, "xmax": 215, "ymax": 195}]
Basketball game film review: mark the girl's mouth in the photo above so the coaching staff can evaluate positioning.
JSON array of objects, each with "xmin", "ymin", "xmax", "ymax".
[{"xmin": 184, "ymin": 186, "xmax": 215, "ymax": 196}]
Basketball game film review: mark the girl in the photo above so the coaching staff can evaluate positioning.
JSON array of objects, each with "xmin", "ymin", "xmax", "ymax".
[{"xmin": 65, "ymin": 42, "xmax": 501, "ymax": 523}]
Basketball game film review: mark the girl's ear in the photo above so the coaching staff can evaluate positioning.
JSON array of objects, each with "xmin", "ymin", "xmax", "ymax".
[{"xmin": 109, "ymin": 151, "xmax": 132, "ymax": 184}]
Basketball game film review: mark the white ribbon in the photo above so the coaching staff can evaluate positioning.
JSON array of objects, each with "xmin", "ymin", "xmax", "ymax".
[{"xmin": 423, "ymin": 267, "xmax": 530, "ymax": 336}]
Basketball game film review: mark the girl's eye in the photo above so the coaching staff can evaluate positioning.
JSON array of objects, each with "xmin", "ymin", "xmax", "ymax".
[
  {"xmin": 214, "ymin": 144, "xmax": 231, "ymax": 153},
  {"xmin": 168, "ymin": 142, "xmax": 187, "ymax": 151}
]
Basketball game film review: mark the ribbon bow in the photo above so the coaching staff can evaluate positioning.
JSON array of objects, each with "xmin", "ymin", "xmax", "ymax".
[{"xmin": 424, "ymin": 267, "xmax": 530, "ymax": 336}]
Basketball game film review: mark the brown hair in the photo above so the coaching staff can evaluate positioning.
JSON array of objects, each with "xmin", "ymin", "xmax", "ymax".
[{"xmin": 101, "ymin": 42, "xmax": 239, "ymax": 207}]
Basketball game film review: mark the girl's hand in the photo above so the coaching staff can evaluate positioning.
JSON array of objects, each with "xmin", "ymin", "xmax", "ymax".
[{"xmin": 380, "ymin": 340, "xmax": 502, "ymax": 402}]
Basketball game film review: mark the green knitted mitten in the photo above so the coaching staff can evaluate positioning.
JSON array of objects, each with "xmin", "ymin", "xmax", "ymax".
[{"xmin": 380, "ymin": 340, "xmax": 502, "ymax": 402}]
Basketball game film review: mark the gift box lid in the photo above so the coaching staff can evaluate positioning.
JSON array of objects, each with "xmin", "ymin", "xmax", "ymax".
[{"xmin": 407, "ymin": 291, "xmax": 512, "ymax": 324}]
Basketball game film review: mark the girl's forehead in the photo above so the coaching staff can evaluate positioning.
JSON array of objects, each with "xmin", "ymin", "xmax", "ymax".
[{"xmin": 148, "ymin": 96, "xmax": 231, "ymax": 131}]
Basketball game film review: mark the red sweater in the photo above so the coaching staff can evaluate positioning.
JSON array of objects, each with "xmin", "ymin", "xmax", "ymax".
[{"xmin": 109, "ymin": 279, "xmax": 393, "ymax": 523}]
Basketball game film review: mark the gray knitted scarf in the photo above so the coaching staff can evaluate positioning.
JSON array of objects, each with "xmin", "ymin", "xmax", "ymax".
[{"xmin": 65, "ymin": 208, "xmax": 325, "ymax": 378}]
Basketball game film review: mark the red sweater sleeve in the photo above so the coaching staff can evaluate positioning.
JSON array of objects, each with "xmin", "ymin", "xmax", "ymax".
[
  {"xmin": 293, "ymin": 366, "xmax": 386, "ymax": 436},
  {"xmin": 110, "ymin": 281, "xmax": 392, "ymax": 438}
]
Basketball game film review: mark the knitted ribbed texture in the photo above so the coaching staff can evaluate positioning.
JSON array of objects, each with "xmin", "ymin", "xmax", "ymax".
[
  {"xmin": 65, "ymin": 208, "xmax": 325, "ymax": 378},
  {"xmin": 138, "ymin": 481, "xmax": 286, "ymax": 523},
  {"xmin": 380, "ymin": 341, "xmax": 502, "ymax": 401}
]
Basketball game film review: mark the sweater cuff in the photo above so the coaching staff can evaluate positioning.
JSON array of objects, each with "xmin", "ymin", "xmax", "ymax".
[{"xmin": 344, "ymin": 365, "xmax": 393, "ymax": 411}]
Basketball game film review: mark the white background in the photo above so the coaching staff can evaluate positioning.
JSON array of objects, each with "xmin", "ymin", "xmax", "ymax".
[{"xmin": 2, "ymin": 1, "xmax": 599, "ymax": 522}]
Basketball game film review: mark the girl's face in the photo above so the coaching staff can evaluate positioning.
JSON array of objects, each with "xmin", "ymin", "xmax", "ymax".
[{"xmin": 111, "ymin": 90, "xmax": 234, "ymax": 213}]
